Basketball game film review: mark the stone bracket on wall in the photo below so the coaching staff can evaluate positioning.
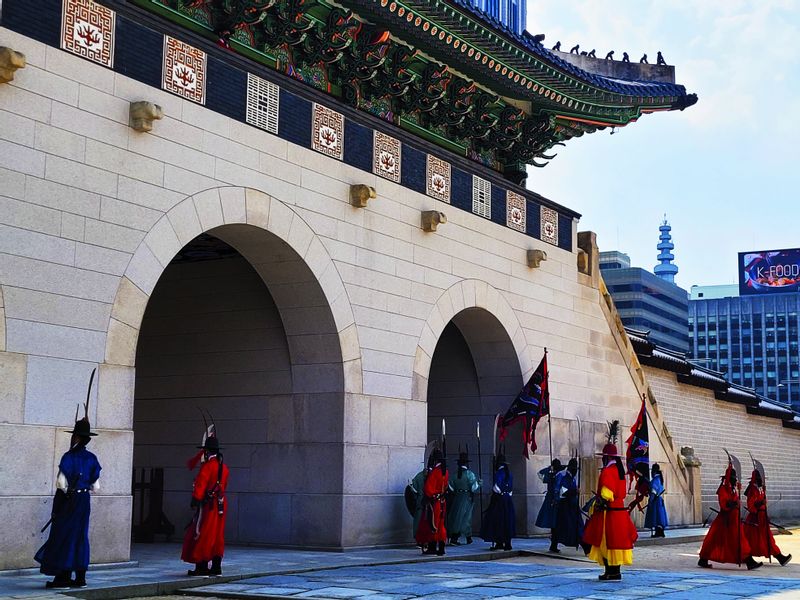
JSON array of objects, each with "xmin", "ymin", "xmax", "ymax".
[
  {"xmin": 0, "ymin": 47, "xmax": 26, "ymax": 83},
  {"xmin": 129, "ymin": 101, "xmax": 164, "ymax": 132},
  {"xmin": 421, "ymin": 210, "xmax": 447, "ymax": 232},
  {"xmin": 349, "ymin": 184, "xmax": 376, "ymax": 208},
  {"xmin": 527, "ymin": 248, "xmax": 547, "ymax": 268}
]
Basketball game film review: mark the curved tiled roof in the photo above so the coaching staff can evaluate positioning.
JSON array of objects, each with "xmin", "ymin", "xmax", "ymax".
[
  {"xmin": 446, "ymin": 0, "xmax": 691, "ymax": 99},
  {"xmin": 625, "ymin": 327, "xmax": 799, "ymax": 424}
]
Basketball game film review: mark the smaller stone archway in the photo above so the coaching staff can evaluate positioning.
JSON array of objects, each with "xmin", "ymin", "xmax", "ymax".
[
  {"xmin": 412, "ymin": 279, "xmax": 532, "ymax": 403},
  {"xmin": 101, "ymin": 186, "xmax": 362, "ymax": 550},
  {"xmin": 413, "ymin": 280, "xmax": 538, "ymax": 535}
]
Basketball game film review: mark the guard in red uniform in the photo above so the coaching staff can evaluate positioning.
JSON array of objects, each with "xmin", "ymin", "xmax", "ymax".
[
  {"xmin": 182, "ymin": 422, "xmax": 229, "ymax": 577},
  {"xmin": 416, "ymin": 448, "xmax": 449, "ymax": 555},
  {"xmin": 743, "ymin": 469, "xmax": 791, "ymax": 566},
  {"xmin": 698, "ymin": 461, "xmax": 761, "ymax": 570},
  {"xmin": 582, "ymin": 421, "xmax": 638, "ymax": 581}
]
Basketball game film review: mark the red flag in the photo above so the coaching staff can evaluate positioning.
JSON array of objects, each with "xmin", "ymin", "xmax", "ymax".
[
  {"xmin": 498, "ymin": 352, "xmax": 549, "ymax": 458},
  {"xmin": 625, "ymin": 394, "xmax": 650, "ymax": 487}
]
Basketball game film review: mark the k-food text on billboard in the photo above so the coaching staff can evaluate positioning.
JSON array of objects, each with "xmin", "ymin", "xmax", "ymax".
[{"xmin": 739, "ymin": 248, "xmax": 800, "ymax": 296}]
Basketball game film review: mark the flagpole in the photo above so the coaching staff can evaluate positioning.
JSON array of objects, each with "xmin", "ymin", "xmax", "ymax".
[
  {"xmin": 477, "ymin": 419, "xmax": 484, "ymax": 530},
  {"xmin": 545, "ymin": 348, "xmax": 553, "ymax": 466}
]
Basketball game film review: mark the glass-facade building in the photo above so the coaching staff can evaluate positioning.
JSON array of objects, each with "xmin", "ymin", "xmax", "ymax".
[
  {"xmin": 600, "ymin": 251, "xmax": 690, "ymax": 353},
  {"xmin": 689, "ymin": 285, "xmax": 800, "ymax": 410},
  {"xmin": 467, "ymin": 0, "xmax": 526, "ymax": 34}
]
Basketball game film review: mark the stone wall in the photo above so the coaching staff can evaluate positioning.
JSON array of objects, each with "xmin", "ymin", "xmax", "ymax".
[
  {"xmin": 645, "ymin": 367, "xmax": 800, "ymax": 520},
  {"xmin": 0, "ymin": 25, "xmax": 697, "ymax": 566}
]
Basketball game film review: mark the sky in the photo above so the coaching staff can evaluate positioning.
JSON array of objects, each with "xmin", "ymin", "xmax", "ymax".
[{"xmin": 524, "ymin": 0, "xmax": 800, "ymax": 290}]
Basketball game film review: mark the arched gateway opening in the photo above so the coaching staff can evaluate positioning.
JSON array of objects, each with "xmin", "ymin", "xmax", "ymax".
[
  {"xmin": 131, "ymin": 221, "xmax": 346, "ymax": 548},
  {"xmin": 426, "ymin": 308, "xmax": 529, "ymax": 535}
]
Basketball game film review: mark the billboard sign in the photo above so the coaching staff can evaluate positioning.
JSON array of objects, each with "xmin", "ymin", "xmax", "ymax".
[{"xmin": 739, "ymin": 248, "xmax": 800, "ymax": 296}]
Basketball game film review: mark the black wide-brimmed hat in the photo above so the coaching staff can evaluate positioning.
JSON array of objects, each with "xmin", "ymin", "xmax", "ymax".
[
  {"xmin": 65, "ymin": 418, "xmax": 97, "ymax": 437},
  {"xmin": 198, "ymin": 436, "xmax": 222, "ymax": 451}
]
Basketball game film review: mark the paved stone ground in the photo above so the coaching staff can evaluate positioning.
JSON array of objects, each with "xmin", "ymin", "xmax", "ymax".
[
  {"xmin": 179, "ymin": 552, "xmax": 800, "ymax": 600},
  {"xmin": 2, "ymin": 529, "xmax": 798, "ymax": 600}
]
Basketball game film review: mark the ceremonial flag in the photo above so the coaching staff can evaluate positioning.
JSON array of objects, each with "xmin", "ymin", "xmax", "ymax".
[
  {"xmin": 498, "ymin": 351, "xmax": 549, "ymax": 458},
  {"xmin": 626, "ymin": 394, "xmax": 650, "ymax": 486}
]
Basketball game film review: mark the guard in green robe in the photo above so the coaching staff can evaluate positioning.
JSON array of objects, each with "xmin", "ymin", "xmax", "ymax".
[
  {"xmin": 447, "ymin": 450, "xmax": 480, "ymax": 545},
  {"xmin": 408, "ymin": 468, "xmax": 427, "ymax": 543}
]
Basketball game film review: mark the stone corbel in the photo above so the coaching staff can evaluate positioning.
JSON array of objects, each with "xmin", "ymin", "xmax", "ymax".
[
  {"xmin": 349, "ymin": 184, "xmax": 376, "ymax": 208},
  {"xmin": 421, "ymin": 210, "xmax": 446, "ymax": 232},
  {"xmin": 527, "ymin": 248, "xmax": 547, "ymax": 268},
  {"xmin": 129, "ymin": 101, "xmax": 164, "ymax": 132},
  {"xmin": 0, "ymin": 47, "xmax": 26, "ymax": 84},
  {"xmin": 680, "ymin": 446, "xmax": 702, "ymax": 468}
]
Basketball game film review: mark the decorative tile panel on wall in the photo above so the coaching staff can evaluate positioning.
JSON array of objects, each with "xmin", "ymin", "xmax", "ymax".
[
  {"xmin": 506, "ymin": 191, "xmax": 526, "ymax": 232},
  {"xmin": 373, "ymin": 131, "xmax": 401, "ymax": 182},
  {"xmin": 162, "ymin": 36, "xmax": 207, "ymax": 104},
  {"xmin": 426, "ymin": 155, "xmax": 451, "ymax": 203},
  {"xmin": 61, "ymin": 0, "xmax": 115, "ymax": 68},
  {"xmin": 246, "ymin": 73, "xmax": 279, "ymax": 134},
  {"xmin": 311, "ymin": 103, "xmax": 344, "ymax": 160},
  {"xmin": 541, "ymin": 205, "xmax": 559, "ymax": 245},
  {"xmin": 0, "ymin": 0, "xmax": 575, "ymax": 252},
  {"xmin": 472, "ymin": 175, "xmax": 491, "ymax": 219}
]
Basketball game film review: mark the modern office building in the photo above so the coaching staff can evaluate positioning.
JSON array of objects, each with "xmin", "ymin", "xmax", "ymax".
[
  {"xmin": 690, "ymin": 283, "xmax": 800, "ymax": 411},
  {"xmin": 467, "ymin": 0, "xmax": 527, "ymax": 35},
  {"xmin": 599, "ymin": 221, "xmax": 689, "ymax": 353}
]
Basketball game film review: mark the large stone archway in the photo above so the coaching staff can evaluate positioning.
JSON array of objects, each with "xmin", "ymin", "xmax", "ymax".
[
  {"xmin": 103, "ymin": 187, "xmax": 361, "ymax": 382},
  {"xmin": 101, "ymin": 186, "xmax": 361, "ymax": 549},
  {"xmin": 412, "ymin": 280, "xmax": 542, "ymax": 536}
]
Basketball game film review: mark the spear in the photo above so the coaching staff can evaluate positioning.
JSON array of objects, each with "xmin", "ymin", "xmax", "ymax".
[
  {"xmin": 477, "ymin": 420, "xmax": 484, "ymax": 529},
  {"xmin": 441, "ymin": 418, "xmax": 447, "ymax": 474}
]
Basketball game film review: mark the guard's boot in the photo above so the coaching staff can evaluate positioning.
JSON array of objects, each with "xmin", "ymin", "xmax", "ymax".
[
  {"xmin": 465, "ymin": 537, "xmax": 473, "ymax": 544},
  {"xmin": 777, "ymin": 553, "xmax": 793, "ymax": 566},
  {"xmin": 655, "ymin": 526, "xmax": 665, "ymax": 538},
  {"xmin": 548, "ymin": 542, "xmax": 560, "ymax": 553},
  {"xmin": 436, "ymin": 541, "xmax": 446, "ymax": 556},
  {"xmin": 45, "ymin": 572, "xmax": 72, "ymax": 589},
  {"xmin": 503, "ymin": 541, "xmax": 512, "ymax": 551},
  {"xmin": 188, "ymin": 561, "xmax": 211, "ymax": 577},
  {"xmin": 746, "ymin": 556, "xmax": 763, "ymax": 570},
  {"xmin": 422, "ymin": 542, "xmax": 436, "ymax": 555},
  {"xmin": 450, "ymin": 536, "xmax": 461, "ymax": 546},
  {"xmin": 580, "ymin": 541, "xmax": 592, "ymax": 555},
  {"xmin": 210, "ymin": 556, "xmax": 223, "ymax": 576},
  {"xmin": 70, "ymin": 570, "xmax": 87, "ymax": 588},
  {"xmin": 488, "ymin": 543, "xmax": 500, "ymax": 551},
  {"xmin": 697, "ymin": 558, "xmax": 712, "ymax": 569}
]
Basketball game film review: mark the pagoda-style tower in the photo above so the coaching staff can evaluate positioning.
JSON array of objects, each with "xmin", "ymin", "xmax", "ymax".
[{"xmin": 654, "ymin": 217, "xmax": 678, "ymax": 283}]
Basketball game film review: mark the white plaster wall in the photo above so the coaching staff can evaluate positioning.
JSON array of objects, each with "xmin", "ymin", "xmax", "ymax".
[{"xmin": 646, "ymin": 367, "xmax": 800, "ymax": 520}]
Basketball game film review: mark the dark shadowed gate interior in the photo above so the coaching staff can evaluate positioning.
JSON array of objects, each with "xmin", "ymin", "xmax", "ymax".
[
  {"xmin": 133, "ymin": 226, "xmax": 346, "ymax": 548},
  {"xmin": 425, "ymin": 308, "xmax": 528, "ymax": 536}
]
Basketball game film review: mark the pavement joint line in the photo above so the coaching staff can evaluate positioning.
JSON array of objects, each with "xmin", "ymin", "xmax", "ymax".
[{"xmin": 61, "ymin": 550, "xmax": 528, "ymax": 600}]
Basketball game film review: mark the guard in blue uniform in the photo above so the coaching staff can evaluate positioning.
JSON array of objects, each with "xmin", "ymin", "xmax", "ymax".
[
  {"xmin": 480, "ymin": 451, "xmax": 515, "ymax": 550},
  {"xmin": 550, "ymin": 458, "xmax": 584, "ymax": 552},
  {"xmin": 535, "ymin": 458, "xmax": 564, "ymax": 532},
  {"xmin": 35, "ymin": 409, "xmax": 101, "ymax": 589},
  {"xmin": 645, "ymin": 463, "xmax": 668, "ymax": 537}
]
